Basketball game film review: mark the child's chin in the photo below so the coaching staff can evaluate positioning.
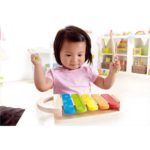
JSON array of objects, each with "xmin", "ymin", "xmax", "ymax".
[{"xmin": 68, "ymin": 66, "xmax": 80, "ymax": 70}]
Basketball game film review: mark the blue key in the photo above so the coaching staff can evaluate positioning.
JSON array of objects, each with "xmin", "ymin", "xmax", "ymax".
[{"xmin": 61, "ymin": 94, "xmax": 76, "ymax": 115}]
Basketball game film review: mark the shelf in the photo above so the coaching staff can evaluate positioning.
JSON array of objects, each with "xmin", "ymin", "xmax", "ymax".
[
  {"xmin": 98, "ymin": 33, "xmax": 150, "ymax": 76},
  {"xmin": 101, "ymin": 53, "xmax": 113, "ymax": 55},
  {"xmin": 102, "ymin": 35, "xmax": 129, "ymax": 39},
  {"xmin": 102, "ymin": 34, "xmax": 150, "ymax": 39},
  {"xmin": 134, "ymin": 34, "xmax": 150, "ymax": 39},
  {"xmin": 133, "ymin": 55, "xmax": 148, "ymax": 58},
  {"xmin": 116, "ymin": 54, "xmax": 127, "ymax": 57}
]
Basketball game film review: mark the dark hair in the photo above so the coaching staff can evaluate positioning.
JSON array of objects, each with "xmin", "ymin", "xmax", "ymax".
[{"xmin": 53, "ymin": 25, "xmax": 92, "ymax": 65}]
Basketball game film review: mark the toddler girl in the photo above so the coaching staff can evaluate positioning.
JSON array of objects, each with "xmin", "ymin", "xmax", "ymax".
[{"xmin": 31, "ymin": 26, "xmax": 120, "ymax": 94}]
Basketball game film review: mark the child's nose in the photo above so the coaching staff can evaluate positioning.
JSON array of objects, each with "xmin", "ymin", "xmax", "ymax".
[{"xmin": 72, "ymin": 56, "xmax": 78, "ymax": 62}]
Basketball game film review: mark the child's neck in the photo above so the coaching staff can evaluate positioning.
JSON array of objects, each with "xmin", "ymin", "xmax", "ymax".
[{"xmin": 62, "ymin": 66, "xmax": 81, "ymax": 70}]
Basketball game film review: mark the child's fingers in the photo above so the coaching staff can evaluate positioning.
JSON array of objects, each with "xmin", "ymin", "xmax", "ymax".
[
  {"xmin": 31, "ymin": 53, "xmax": 39, "ymax": 57},
  {"xmin": 114, "ymin": 60, "xmax": 120, "ymax": 66},
  {"xmin": 31, "ymin": 53, "xmax": 40, "ymax": 62},
  {"xmin": 113, "ymin": 56, "xmax": 120, "ymax": 69},
  {"xmin": 115, "ymin": 62, "xmax": 121, "ymax": 71},
  {"xmin": 34, "ymin": 55, "xmax": 40, "ymax": 61},
  {"xmin": 113, "ymin": 56, "xmax": 119, "ymax": 63},
  {"xmin": 111, "ymin": 61, "xmax": 121, "ymax": 72}
]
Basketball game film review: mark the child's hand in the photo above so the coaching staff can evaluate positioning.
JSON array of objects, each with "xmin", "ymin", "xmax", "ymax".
[
  {"xmin": 28, "ymin": 49, "xmax": 42, "ymax": 66},
  {"xmin": 109, "ymin": 58, "xmax": 121, "ymax": 74},
  {"xmin": 31, "ymin": 53, "xmax": 41, "ymax": 66}
]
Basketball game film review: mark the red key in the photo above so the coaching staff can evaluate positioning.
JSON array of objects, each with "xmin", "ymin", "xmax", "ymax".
[{"xmin": 101, "ymin": 94, "xmax": 120, "ymax": 110}]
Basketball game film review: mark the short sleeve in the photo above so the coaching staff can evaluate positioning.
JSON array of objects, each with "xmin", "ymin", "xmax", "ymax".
[
  {"xmin": 85, "ymin": 66, "xmax": 98, "ymax": 83},
  {"xmin": 45, "ymin": 68, "xmax": 54, "ymax": 81}
]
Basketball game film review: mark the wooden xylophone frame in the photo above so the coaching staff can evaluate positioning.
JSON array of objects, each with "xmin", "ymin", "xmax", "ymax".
[{"xmin": 37, "ymin": 94, "xmax": 120, "ymax": 121}]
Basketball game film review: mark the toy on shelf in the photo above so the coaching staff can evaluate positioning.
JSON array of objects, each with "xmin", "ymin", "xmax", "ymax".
[
  {"xmin": 133, "ymin": 48, "xmax": 142, "ymax": 55},
  {"xmin": 105, "ymin": 57, "xmax": 111, "ymax": 63},
  {"xmin": 119, "ymin": 59, "xmax": 127, "ymax": 71},
  {"xmin": 98, "ymin": 67, "xmax": 109, "ymax": 76},
  {"xmin": 135, "ymin": 31, "xmax": 145, "ymax": 35},
  {"xmin": 104, "ymin": 31, "xmax": 132, "ymax": 36},
  {"xmin": 116, "ymin": 39, "xmax": 127, "ymax": 54},
  {"xmin": 102, "ymin": 47, "xmax": 111, "ymax": 53},
  {"xmin": 101, "ymin": 55, "xmax": 112, "ymax": 69},
  {"xmin": 122, "ymin": 32, "xmax": 132, "ymax": 35},
  {"xmin": 102, "ymin": 69, "xmax": 109, "ymax": 76},
  {"xmin": 133, "ymin": 58, "xmax": 145, "ymax": 66},
  {"xmin": 133, "ymin": 46, "xmax": 148, "ymax": 56},
  {"xmin": 141, "ymin": 46, "xmax": 148, "ymax": 56},
  {"xmin": 37, "ymin": 93, "xmax": 120, "ymax": 121},
  {"xmin": 132, "ymin": 65, "xmax": 147, "ymax": 74},
  {"xmin": 132, "ymin": 58, "xmax": 147, "ymax": 74},
  {"xmin": 102, "ymin": 37, "xmax": 112, "ymax": 54}
]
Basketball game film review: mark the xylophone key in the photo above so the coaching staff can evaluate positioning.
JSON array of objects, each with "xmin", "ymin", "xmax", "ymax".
[
  {"xmin": 61, "ymin": 94, "xmax": 76, "ymax": 115},
  {"xmin": 80, "ymin": 94, "xmax": 98, "ymax": 111},
  {"xmin": 91, "ymin": 94, "xmax": 109, "ymax": 110},
  {"xmin": 101, "ymin": 94, "xmax": 120, "ymax": 110},
  {"xmin": 71, "ymin": 94, "xmax": 87, "ymax": 113}
]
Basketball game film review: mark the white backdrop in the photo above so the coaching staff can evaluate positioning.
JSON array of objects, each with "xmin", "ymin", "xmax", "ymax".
[
  {"xmin": 0, "ymin": 1, "xmax": 150, "ymax": 150},
  {"xmin": 0, "ymin": 0, "xmax": 150, "ymax": 81}
]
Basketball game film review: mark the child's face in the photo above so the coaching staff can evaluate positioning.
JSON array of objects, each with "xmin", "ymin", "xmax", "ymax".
[{"xmin": 60, "ymin": 40, "xmax": 86, "ymax": 70}]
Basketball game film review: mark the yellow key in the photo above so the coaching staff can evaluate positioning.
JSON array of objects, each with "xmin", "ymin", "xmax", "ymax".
[
  {"xmin": 91, "ymin": 94, "xmax": 109, "ymax": 110},
  {"xmin": 80, "ymin": 94, "xmax": 98, "ymax": 111}
]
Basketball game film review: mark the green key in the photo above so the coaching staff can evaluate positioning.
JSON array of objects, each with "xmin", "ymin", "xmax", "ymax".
[{"xmin": 71, "ymin": 94, "xmax": 87, "ymax": 113}]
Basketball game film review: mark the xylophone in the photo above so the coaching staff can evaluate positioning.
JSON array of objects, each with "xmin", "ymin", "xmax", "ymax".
[{"xmin": 37, "ymin": 94, "xmax": 120, "ymax": 120}]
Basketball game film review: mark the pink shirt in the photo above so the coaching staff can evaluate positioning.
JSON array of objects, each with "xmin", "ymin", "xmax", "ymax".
[{"xmin": 46, "ymin": 66, "xmax": 98, "ymax": 94}]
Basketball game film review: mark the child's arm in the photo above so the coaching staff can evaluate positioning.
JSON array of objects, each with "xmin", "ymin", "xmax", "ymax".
[
  {"xmin": 94, "ymin": 30, "xmax": 120, "ymax": 89},
  {"xmin": 31, "ymin": 53, "xmax": 53, "ymax": 91},
  {"xmin": 94, "ymin": 61, "xmax": 120, "ymax": 89}
]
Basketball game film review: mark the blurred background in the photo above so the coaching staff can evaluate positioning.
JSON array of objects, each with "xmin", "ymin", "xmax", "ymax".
[{"xmin": 0, "ymin": 0, "xmax": 150, "ymax": 82}]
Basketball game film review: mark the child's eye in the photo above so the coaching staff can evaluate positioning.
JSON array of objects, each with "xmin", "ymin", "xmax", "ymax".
[
  {"xmin": 66, "ymin": 54, "xmax": 71, "ymax": 57},
  {"xmin": 78, "ymin": 54, "xmax": 82, "ymax": 57}
]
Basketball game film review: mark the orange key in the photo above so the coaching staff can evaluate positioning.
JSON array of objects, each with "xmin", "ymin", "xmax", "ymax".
[{"xmin": 91, "ymin": 94, "xmax": 109, "ymax": 110}]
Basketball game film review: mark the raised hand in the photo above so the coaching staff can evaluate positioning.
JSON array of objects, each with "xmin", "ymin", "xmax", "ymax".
[
  {"xmin": 31, "ymin": 53, "xmax": 41, "ymax": 65},
  {"xmin": 28, "ymin": 49, "xmax": 42, "ymax": 66},
  {"xmin": 109, "ymin": 58, "xmax": 121, "ymax": 74}
]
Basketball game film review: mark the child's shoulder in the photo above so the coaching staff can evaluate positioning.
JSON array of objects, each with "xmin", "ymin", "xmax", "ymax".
[
  {"xmin": 81, "ymin": 65, "xmax": 93, "ymax": 71},
  {"xmin": 53, "ymin": 66, "xmax": 63, "ymax": 70},
  {"xmin": 47, "ymin": 66, "xmax": 94, "ymax": 73},
  {"xmin": 82, "ymin": 65, "xmax": 98, "ymax": 75},
  {"xmin": 48, "ymin": 66, "xmax": 63, "ymax": 72}
]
